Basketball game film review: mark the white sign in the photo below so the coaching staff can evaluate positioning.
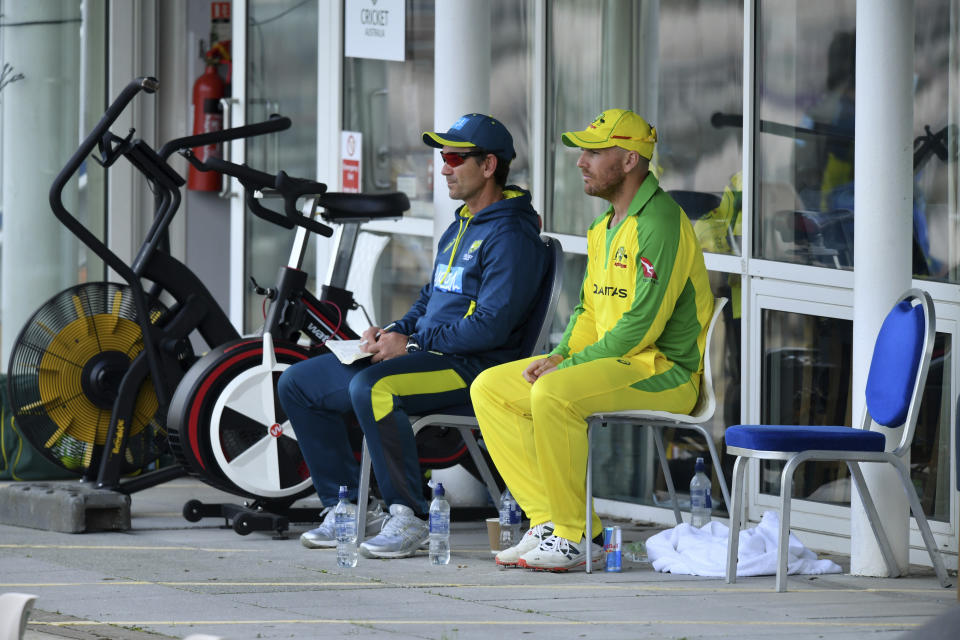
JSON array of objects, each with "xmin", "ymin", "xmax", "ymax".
[
  {"xmin": 341, "ymin": 130, "xmax": 362, "ymax": 193},
  {"xmin": 344, "ymin": 0, "xmax": 405, "ymax": 62}
]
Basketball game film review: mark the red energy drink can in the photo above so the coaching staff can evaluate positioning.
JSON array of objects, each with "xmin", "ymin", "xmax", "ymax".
[{"xmin": 604, "ymin": 526, "xmax": 622, "ymax": 572}]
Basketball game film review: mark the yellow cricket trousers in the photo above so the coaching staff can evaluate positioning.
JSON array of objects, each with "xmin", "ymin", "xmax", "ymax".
[{"xmin": 471, "ymin": 353, "xmax": 699, "ymax": 542}]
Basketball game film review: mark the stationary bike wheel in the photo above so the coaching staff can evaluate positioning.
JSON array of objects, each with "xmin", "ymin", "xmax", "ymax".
[
  {"xmin": 167, "ymin": 337, "xmax": 315, "ymax": 499},
  {"xmin": 6, "ymin": 282, "xmax": 170, "ymax": 474}
]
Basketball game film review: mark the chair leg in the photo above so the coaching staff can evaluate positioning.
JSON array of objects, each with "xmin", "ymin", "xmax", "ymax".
[
  {"xmin": 457, "ymin": 427, "xmax": 501, "ymax": 506},
  {"xmin": 777, "ymin": 457, "xmax": 803, "ymax": 592},
  {"xmin": 356, "ymin": 438, "xmax": 372, "ymax": 540},
  {"xmin": 725, "ymin": 456, "xmax": 747, "ymax": 584},
  {"xmin": 846, "ymin": 462, "xmax": 900, "ymax": 578},
  {"xmin": 889, "ymin": 456, "xmax": 952, "ymax": 588},
  {"xmin": 585, "ymin": 421, "xmax": 595, "ymax": 574},
  {"xmin": 652, "ymin": 427, "xmax": 683, "ymax": 524}
]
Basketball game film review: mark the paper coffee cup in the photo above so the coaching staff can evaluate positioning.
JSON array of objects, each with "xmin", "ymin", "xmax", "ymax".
[{"xmin": 485, "ymin": 517, "xmax": 501, "ymax": 554}]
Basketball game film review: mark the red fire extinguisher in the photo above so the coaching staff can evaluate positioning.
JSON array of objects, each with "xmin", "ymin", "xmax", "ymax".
[{"xmin": 187, "ymin": 63, "xmax": 225, "ymax": 191}]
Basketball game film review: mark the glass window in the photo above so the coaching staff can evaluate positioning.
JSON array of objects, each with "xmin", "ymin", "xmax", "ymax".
[
  {"xmin": 758, "ymin": 308, "xmax": 950, "ymax": 521},
  {"xmin": 372, "ymin": 234, "xmax": 433, "ymax": 322},
  {"xmin": 547, "ymin": 0, "xmax": 743, "ymax": 243},
  {"xmin": 243, "ymin": 0, "xmax": 319, "ymax": 332},
  {"xmin": 550, "ymin": 1, "xmax": 744, "ymax": 512},
  {"xmin": 0, "ymin": 1, "xmax": 107, "ymax": 356},
  {"xmin": 755, "ymin": 0, "xmax": 960, "ymax": 280},
  {"xmin": 342, "ymin": 0, "xmax": 535, "ymax": 320}
]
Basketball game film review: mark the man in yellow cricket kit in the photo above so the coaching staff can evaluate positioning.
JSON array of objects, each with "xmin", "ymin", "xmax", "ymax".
[{"xmin": 471, "ymin": 109, "xmax": 714, "ymax": 571}]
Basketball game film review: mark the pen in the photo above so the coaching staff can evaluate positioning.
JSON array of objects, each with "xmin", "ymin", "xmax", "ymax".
[{"xmin": 359, "ymin": 322, "xmax": 398, "ymax": 347}]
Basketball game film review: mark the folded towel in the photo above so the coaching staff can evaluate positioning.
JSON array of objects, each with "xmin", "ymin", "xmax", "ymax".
[{"xmin": 645, "ymin": 510, "xmax": 842, "ymax": 577}]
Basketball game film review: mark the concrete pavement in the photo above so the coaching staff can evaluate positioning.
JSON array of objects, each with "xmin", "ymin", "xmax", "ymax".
[{"xmin": 1, "ymin": 477, "xmax": 957, "ymax": 640}]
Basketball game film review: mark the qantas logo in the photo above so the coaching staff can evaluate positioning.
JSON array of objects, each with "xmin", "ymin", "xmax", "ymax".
[
  {"xmin": 640, "ymin": 257, "xmax": 657, "ymax": 280},
  {"xmin": 593, "ymin": 284, "xmax": 628, "ymax": 298}
]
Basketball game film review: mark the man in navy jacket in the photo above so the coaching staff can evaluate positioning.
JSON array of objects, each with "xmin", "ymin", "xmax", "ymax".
[{"xmin": 279, "ymin": 114, "xmax": 548, "ymax": 558}]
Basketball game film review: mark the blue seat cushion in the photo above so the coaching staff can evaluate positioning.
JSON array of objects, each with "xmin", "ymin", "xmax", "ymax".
[{"xmin": 725, "ymin": 424, "xmax": 886, "ymax": 453}]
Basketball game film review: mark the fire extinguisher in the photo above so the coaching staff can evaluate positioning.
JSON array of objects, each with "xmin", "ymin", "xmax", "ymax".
[{"xmin": 187, "ymin": 63, "xmax": 225, "ymax": 191}]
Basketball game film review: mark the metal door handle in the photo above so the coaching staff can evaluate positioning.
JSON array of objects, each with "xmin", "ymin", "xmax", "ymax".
[{"xmin": 219, "ymin": 96, "xmax": 240, "ymax": 198}]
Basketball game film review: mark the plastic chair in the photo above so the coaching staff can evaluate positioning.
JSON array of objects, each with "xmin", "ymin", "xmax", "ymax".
[
  {"xmin": 724, "ymin": 288, "xmax": 951, "ymax": 592},
  {"xmin": 584, "ymin": 297, "xmax": 729, "ymax": 573},
  {"xmin": 0, "ymin": 592, "xmax": 37, "ymax": 640},
  {"xmin": 356, "ymin": 235, "xmax": 564, "ymax": 534}
]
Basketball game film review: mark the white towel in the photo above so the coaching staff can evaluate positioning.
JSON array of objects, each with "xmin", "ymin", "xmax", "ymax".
[{"xmin": 645, "ymin": 510, "xmax": 842, "ymax": 577}]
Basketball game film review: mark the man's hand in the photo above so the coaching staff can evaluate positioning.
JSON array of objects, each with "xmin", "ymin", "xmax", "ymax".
[
  {"xmin": 370, "ymin": 331, "xmax": 409, "ymax": 362},
  {"xmin": 522, "ymin": 354, "xmax": 563, "ymax": 383},
  {"xmin": 359, "ymin": 326, "xmax": 381, "ymax": 353}
]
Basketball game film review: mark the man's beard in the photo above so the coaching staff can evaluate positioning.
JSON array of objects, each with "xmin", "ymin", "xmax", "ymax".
[{"xmin": 585, "ymin": 171, "xmax": 626, "ymax": 201}]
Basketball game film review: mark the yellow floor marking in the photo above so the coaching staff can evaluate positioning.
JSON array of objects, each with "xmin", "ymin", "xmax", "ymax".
[
  {"xmin": 1, "ymin": 580, "xmax": 946, "ymax": 594},
  {"xmin": 31, "ymin": 619, "xmax": 922, "ymax": 629},
  {"xmin": 0, "ymin": 544, "xmax": 250, "ymax": 552}
]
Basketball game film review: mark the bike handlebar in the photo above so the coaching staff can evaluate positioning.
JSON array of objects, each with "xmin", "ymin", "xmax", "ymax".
[
  {"xmin": 49, "ymin": 77, "xmax": 158, "ymax": 283},
  {"xmin": 184, "ymin": 152, "xmax": 333, "ymax": 237},
  {"xmin": 157, "ymin": 115, "xmax": 292, "ymax": 161}
]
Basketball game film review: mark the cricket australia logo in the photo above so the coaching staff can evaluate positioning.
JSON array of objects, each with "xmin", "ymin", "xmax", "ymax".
[
  {"xmin": 463, "ymin": 239, "xmax": 483, "ymax": 261},
  {"xmin": 640, "ymin": 256, "xmax": 658, "ymax": 280},
  {"xmin": 613, "ymin": 246, "xmax": 628, "ymax": 269}
]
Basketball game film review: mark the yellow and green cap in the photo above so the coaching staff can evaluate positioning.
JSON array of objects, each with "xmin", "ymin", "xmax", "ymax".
[{"xmin": 561, "ymin": 109, "xmax": 657, "ymax": 159}]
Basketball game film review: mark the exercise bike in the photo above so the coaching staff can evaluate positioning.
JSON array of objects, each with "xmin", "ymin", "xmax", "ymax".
[
  {"xmin": 164, "ymin": 151, "xmax": 413, "ymax": 532},
  {"xmin": 7, "ymin": 77, "xmax": 289, "ymax": 493},
  {"xmin": 6, "ymin": 76, "xmax": 405, "ymax": 502}
]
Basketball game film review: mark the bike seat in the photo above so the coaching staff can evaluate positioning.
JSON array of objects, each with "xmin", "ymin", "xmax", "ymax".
[{"xmin": 318, "ymin": 191, "xmax": 410, "ymax": 223}]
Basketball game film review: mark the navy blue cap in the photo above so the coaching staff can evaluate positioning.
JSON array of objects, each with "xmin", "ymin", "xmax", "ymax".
[{"xmin": 423, "ymin": 114, "xmax": 516, "ymax": 160}]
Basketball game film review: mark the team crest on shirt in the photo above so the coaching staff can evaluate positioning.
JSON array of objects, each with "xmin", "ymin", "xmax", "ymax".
[
  {"xmin": 463, "ymin": 239, "xmax": 483, "ymax": 261},
  {"xmin": 613, "ymin": 246, "xmax": 628, "ymax": 269},
  {"xmin": 640, "ymin": 257, "xmax": 658, "ymax": 280}
]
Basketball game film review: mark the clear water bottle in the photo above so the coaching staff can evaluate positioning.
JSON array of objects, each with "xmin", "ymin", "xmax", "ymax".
[
  {"xmin": 689, "ymin": 457, "xmax": 713, "ymax": 528},
  {"xmin": 334, "ymin": 485, "xmax": 358, "ymax": 568},
  {"xmin": 429, "ymin": 482, "xmax": 451, "ymax": 565},
  {"xmin": 498, "ymin": 488, "xmax": 522, "ymax": 550}
]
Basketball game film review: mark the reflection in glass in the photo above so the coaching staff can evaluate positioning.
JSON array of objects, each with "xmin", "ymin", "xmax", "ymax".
[
  {"xmin": 372, "ymin": 234, "xmax": 433, "ymax": 325},
  {"xmin": 547, "ymin": 0, "xmax": 743, "ymax": 242},
  {"xmin": 759, "ymin": 308, "xmax": 950, "ymax": 521},
  {"xmin": 343, "ymin": 1, "xmax": 533, "ymax": 219},
  {"xmin": 244, "ymin": 0, "xmax": 318, "ymax": 332},
  {"xmin": 755, "ymin": 0, "xmax": 960, "ymax": 280}
]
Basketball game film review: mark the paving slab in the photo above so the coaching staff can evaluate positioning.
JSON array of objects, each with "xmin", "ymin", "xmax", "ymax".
[{"xmin": 1, "ymin": 477, "xmax": 956, "ymax": 640}]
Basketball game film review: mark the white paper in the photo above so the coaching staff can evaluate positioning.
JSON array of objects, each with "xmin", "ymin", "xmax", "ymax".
[{"xmin": 325, "ymin": 339, "xmax": 374, "ymax": 365}]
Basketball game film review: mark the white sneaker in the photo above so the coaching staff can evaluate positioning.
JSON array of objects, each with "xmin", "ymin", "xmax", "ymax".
[
  {"xmin": 495, "ymin": 521, "xmax": 554, "ymax": 567},
  {"xmin": 358, "ymin": 504, "xmax": 429, "ymax": 559},
  {"xmin": 518, "ymin": 534, "xmax": 604, "ymax": 572},
  {"xmin": 300, "ymin": 501, "xmax": 388, "ymax": 549}
]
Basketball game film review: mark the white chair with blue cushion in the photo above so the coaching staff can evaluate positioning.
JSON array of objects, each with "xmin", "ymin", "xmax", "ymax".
[
  {"xmin": 356, "ymin": 235, "xmax": 564, "ymax": 535},
  {"xmin": 724, "ymin": 288, "xmax": 951, "ymax": 592}
]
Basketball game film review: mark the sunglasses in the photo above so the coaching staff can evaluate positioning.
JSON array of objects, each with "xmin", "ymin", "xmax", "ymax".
[{"xmin": 440, "ymin": 150, "xmax": 488, "ymax": 167}]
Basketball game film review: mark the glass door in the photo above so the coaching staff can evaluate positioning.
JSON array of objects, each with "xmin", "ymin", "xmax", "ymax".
[
  {"xmin": 229, "ymin": 0, "xmax": 319, "ymax": 333},
  {"xmin": 746, "ymin": 0, "xmax": 959, "ymax": 557}
]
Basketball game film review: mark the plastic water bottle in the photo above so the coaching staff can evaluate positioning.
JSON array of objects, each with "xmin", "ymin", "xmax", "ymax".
[
  {"xmin": 498, "ymin": 488, "xmax": 522, "ymax": 550},
  {"xmin": 429, "ymin": 482, "xmax": 451, "ymax": 565},
  {"xmin": 334, "ymin": 485, "xmax": 358, "ymax": 568},
  {"xmin": 689, "ymin": 457, "xmax": 713, "ymax": 528}
]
